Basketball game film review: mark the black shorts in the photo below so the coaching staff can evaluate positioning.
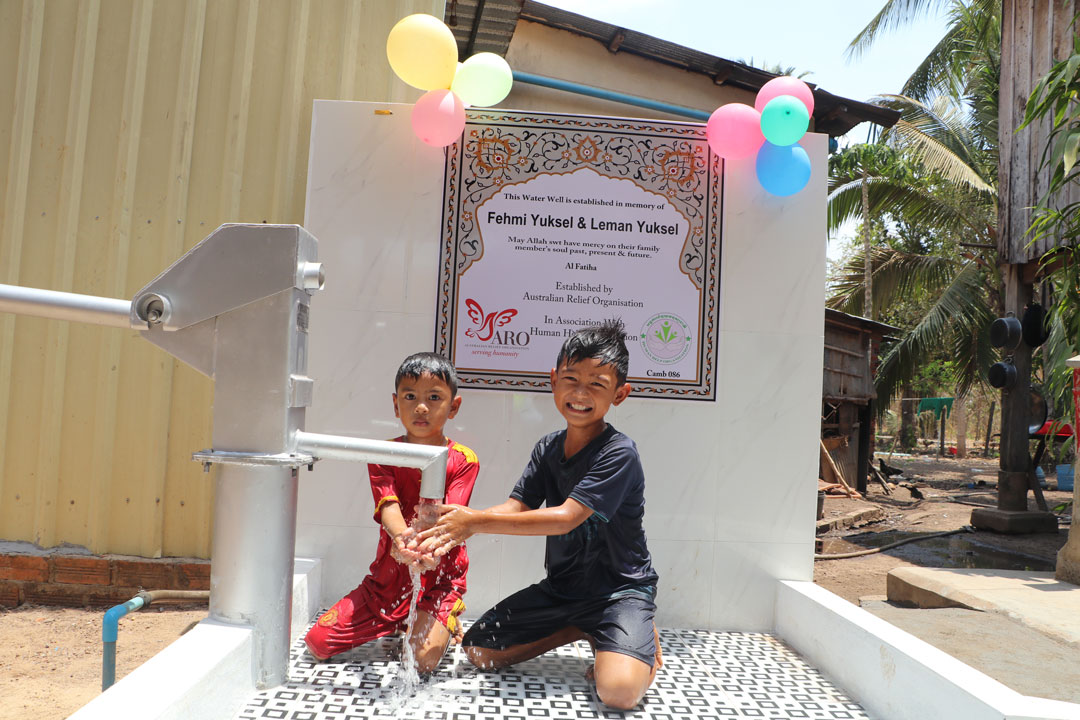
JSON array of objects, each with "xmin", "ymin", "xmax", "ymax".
[{"xmin": 462, "ymin": 581, "xmax": 657, "ymax": 666}]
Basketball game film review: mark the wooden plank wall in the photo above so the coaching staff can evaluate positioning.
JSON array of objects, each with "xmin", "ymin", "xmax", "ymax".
[
  {"xmin": 823, "ymin": 323, "xmax": 871, "ymax": 402},
  {"xmin": 0, "ymin": 0, "xmax": 440, "ymax": 558},
  {"xmin": 999, "ymin": 0, "xmax": 1080, "ymax": 264}
]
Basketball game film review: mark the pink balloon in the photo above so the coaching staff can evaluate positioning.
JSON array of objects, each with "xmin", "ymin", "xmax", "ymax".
[
  {"xmin": 706, "ymin": 103, "xmax": 765, "ymax": 159},
  {"xmin": 755, "ymin": 76, "xmax": 814, "ymax": 116},
  {"xmin": 411, "ymin": 89, "xmax": 466, "ymax": 147}
]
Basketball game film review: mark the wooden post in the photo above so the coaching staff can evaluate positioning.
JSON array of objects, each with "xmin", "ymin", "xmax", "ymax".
[
  {"xmin": 956, "ymin": 396, "xmax": 967, "ymax": 458},
  {"xmin": 820, "ymin": 440, "xmax": 859, "ymax": 498},
  {"xmin": 856, "ymin": 401, "xmax": 871, "ymax": 494},
  {"xmin": 939, "ymin": 410, "xmax": 946, "ymax": 456},
  {"xmin": 998, "ymin": 263, "xmax": 1033, "ymax": 511},
  {"xmin": 984, "ymin": 400, "xmax": 995, "ymax": 457}
]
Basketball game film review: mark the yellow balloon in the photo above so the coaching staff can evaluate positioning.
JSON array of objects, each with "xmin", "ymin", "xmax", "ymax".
[
  {"xmin": 386, "ymin": 14, "xmax": 458, "ymax": 91},
  {"xmin": 451, "ymin": 52, "xmax": 513, "ymax": 107}
]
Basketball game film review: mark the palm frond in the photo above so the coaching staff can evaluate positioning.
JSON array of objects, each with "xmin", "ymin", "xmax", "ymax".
[
  {"xmin": 874, "ymin": 94, "xmax": 996, "ymax": 191},
  {"xmin": 946, "ymin": 276, "xmax": 996, "ymax": 397},
  {"xmin": 1040, "ymin": 312, "xmax": 1077, "ymax": 420},
  {"xmin": 827, "ymin": 174, "xmax": 990, "ymax": 239},
  {"xmin": 901, "ymin": 0, "xmax": 1002, "ymax": 103},
  {"xmin": 827, "ymin": 246, "xmax": 957, "ymax": 316},
  {"xmin": 874, "ymin": 262, "xmax": 991, "ymax": 407},
  {"xmin": 846, "ymin": 0, "xmax": 952, "ymax": 61},
  {"xmin": 901, "ymin": 23, "xmax": 967, "ymax": 100}
]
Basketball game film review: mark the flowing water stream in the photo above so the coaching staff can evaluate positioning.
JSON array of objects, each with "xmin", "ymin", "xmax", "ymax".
[{"xmin": 391, "ymin": 498, "xmax": 441, "ymax": 703}]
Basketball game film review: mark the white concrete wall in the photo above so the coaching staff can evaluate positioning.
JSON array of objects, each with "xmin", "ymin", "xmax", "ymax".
[
  {"xmin": 776, "ymin": 581, "xmax": 1080, "ymax": 720},
  {"xmin": 298, "ymin": 100, "xmax": 826, "ymax": 631}
]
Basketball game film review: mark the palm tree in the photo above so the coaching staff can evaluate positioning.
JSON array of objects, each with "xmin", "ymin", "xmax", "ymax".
[
  {"xmin": 827, "ymin": 100, "xmax": 999, "ymax": 447},
  {"xmin": 827, "ymin": 2, "xmax": 1003, "ymax": 422},
  {"xmin": 847, "ymin": 0, "xmax": 1000, "ymax": 106}
]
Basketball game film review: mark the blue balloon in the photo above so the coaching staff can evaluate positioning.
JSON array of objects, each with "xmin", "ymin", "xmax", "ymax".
[{"xmin": 756, "ymin": 142, "xmax": 811, "ymax": 196}]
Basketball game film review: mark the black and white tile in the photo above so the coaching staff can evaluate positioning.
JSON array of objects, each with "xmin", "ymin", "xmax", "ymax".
[{"xmin": 235, "ymin": 619, "xmax": 873, "ymax": 719}]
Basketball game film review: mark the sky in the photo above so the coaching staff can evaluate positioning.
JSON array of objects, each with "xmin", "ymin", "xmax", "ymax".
[{"xmin": 536, "ymin": 1, "xmax": 953, "ymax": 260}]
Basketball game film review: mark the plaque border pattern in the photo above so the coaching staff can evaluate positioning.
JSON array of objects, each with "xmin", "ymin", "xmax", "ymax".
[{"xmin": 434, "ymin": 110, "xmax": 722, "ymax": 400}]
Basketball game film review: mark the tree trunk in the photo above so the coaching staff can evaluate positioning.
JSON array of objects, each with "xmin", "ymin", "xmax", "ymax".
[
  {"xmin": 956, "ymin": 394, "xmax": 968, "ymax": 458},
  {"xmin": 862, "ymin": 166, "xmax": 872, "ymax": 319},
  {"xmin": 900, "ymin": 384, "xmax": 917, "ymax": 449}
]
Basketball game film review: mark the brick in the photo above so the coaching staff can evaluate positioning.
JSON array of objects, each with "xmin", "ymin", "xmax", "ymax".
[
  {"xmin": 114, "ymin": 559, "xmax": 173, "ymax": 589},
  {"xmin": 52, "ymin": 555, "xmax": 110, "ymax": 585},
  {"xmin": 0, "ymin": 581, "xmax": 22, "ymax": 607},
  {"xmin": 0, "ymin": 555, "xmax": 49, "ymax": 582},
  {"xmin": 22, "ymin": 582, "xmax": 130, "ymax": 608},
  {"xmin": 22, "ymin": 582, "xmax": 92, "ymax": 606},
  {"xmin": 175, "ymin": 562, "xmax": 211, "ymax": 590}
]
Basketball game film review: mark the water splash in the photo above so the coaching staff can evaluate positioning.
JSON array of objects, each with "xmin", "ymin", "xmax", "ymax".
[
  {"xmin": 396, "ymin": 566, "xmax": 423, "ymax": 696},
  {"xmin": 393, "ymin": 497, "xmax": 440, "ymax": 699},
  {"xmin": 450, "ymin": 640, "xmax": 467, "ymax": 677}
]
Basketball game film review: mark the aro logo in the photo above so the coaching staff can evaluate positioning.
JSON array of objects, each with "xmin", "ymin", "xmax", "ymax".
[{"xmin": 464, "ymin": 298, "xmax": 530, "ymax": 346}]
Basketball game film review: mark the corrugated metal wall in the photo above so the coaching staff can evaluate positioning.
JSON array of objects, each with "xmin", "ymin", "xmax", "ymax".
[{"xmin": 0, "ymin": 0, "xmax": 440, "ymax": 558}]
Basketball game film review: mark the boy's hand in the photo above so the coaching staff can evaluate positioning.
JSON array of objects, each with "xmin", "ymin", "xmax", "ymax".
[
  {"xmin": 390, "ymin": 528, "xmax": 439, "ymax": 571},
  {"xmin": 414, "ymin": 500, "xmax": 439, "ymax": 532},
  {"xmin": 389, "ymin": 528, "xmax": 418, "ymax": 565},
  {"xmin": 412, "ymin": 504, "xmax": 477, "ymax": 557}
]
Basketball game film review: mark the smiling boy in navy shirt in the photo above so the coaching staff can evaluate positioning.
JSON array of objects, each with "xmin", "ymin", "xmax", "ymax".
[{"xmin": 416, "ymin": 319, "xmax": 661, "ymax": 710}]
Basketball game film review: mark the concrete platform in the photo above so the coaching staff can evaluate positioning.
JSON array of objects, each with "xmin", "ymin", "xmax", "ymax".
[
  {"xmin": 815, "ymin": 504, "xmax": 886, "ymax": 535},
  {"xmin": 860, "ymin": 600, "xmax": 1080, "ymax": 704},
  {"xmin": 970, "ymin": 508, "xmax": 1060, "ymax": 534},
  {"xmin": 67, "ymin": 562, "xmax": 1080, "ymax": 720},
  {"xmin": 886, "ymin": 567, "xmax": 1080, "ymax": 648},
  {"xmin": 233, "ymin": 623, "xmax": 875, "ymax": 720}
]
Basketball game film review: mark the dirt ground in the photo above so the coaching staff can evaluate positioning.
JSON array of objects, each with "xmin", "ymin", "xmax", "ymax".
[
  {"xmin": 0, "ymin": 453, "xmax": 1073, "ymax": 720},
  {"xmin": 814, "ymin": 452, "xmax": 1071, "ymax": 603},
  {"xmin": 0, "ymin": 603, "xmax": 207, "ymax": 720}
]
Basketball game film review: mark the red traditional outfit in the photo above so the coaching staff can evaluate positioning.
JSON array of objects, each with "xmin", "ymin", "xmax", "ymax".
[{"xmin": 304, "ymin": 437, "xmax": 479, "ymax": 659}]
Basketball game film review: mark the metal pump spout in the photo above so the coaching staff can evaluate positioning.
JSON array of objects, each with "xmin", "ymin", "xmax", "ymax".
[
  {"xmin": 294, "ymin": 431, "xmax": 449, "ymax": 500},
  {"xmin": 0, "ymin": 222, "xmax": 456, "ymax": 689},
  {"xmin": 0, "ymin": 224, "xmax": 325, "ymax": 689}
]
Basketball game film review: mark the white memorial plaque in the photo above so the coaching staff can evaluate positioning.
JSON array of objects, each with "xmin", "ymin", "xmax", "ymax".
[{"xmin": 435, "ymin": 111, "xmax": 722, "ymax": 399}]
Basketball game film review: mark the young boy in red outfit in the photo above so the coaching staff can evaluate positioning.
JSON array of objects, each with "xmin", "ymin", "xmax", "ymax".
[
  {"xmin": 304, "ymin": 353, "xmax": 478, "ymax": 672},
  {"xmin": 415, "ymin": 319, "xmax": 661, "ymax": 710}
]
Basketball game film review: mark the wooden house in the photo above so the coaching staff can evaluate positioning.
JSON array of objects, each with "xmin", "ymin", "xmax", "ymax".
[{"xmin": 822, "ymin": 309, "xmax": 898, "ymax": 493}]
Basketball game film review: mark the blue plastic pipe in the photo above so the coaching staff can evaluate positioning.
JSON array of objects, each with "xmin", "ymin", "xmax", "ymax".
[
  {"xmin": 101, "ymin": 594, "xmax": 145, "ymax": 691},
  {"xmin": 512, "ymin": 71, "xmax": 712, "ymax": 121}
]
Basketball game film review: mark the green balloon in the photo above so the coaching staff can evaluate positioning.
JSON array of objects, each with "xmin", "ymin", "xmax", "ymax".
[
  {"xmin": 451, "ymin": 52, "xmax": 513, "ymax": 107},
  {"xmin": 760, "ymin": 95, "xmax": 810, "ymax": 147}
]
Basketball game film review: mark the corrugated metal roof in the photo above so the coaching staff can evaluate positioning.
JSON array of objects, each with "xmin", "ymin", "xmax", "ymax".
[
  {"xmin": 825, "ymin": 308, "xmax": 900, "ymax": 337},
  {"xmin": 446, "ymin": 0, "xmax": 525, "ymax": 56},
  {"xmin": 448, "ymin": 0, "xmax": 899, "ymax": 136}
]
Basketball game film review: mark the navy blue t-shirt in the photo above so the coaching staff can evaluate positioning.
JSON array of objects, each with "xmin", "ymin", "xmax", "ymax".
[{"xmin": 510, "ymin": 424, "xmax": 658, "ymax": 599}]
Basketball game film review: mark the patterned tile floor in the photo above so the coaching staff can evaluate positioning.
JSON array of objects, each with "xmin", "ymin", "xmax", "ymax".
[{"xmin": 236, "ymin": 618, "xmax": 874, "ymax": 719}]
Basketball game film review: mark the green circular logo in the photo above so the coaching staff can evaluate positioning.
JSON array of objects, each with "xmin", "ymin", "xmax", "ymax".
[{"xmin": 640, "ymin": 313, "xmax": 691, "ymax": 364}]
